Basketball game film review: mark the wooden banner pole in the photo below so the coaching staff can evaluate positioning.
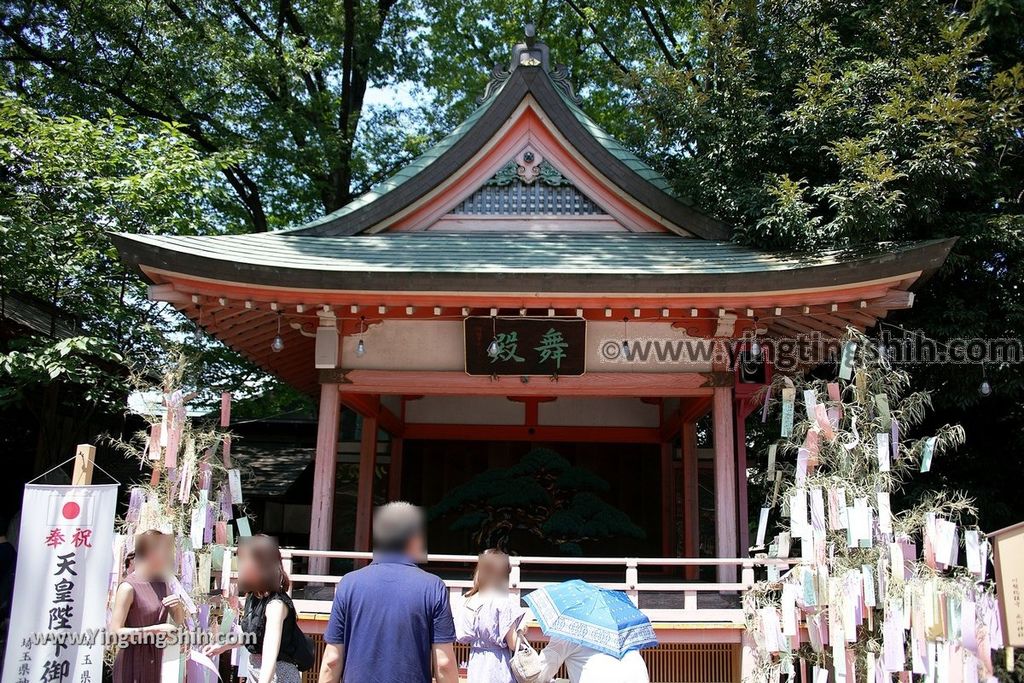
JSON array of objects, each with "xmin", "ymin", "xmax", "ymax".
[{"xmin": 72, "ymin": 444, "xmax": 96, "ymax": 486}]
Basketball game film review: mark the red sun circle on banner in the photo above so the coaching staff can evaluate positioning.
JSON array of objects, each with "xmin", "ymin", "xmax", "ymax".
[{"xmin": 62, "ymin": 501, "xmax": 81, "ymax": 520}]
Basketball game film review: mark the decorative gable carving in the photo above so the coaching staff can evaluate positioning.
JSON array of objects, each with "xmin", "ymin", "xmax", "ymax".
[{"xmin": 449, "ymin": 155, "xmax": 605, "ymax": 217}]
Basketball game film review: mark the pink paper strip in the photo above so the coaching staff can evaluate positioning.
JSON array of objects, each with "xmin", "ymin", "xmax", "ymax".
[
  {"xmin": 148, "ymin": 423, "xmax": 162, "ymax": 461},
  {"xmin": 220, "ymin": 391, "xmax": 232, "ymax": 427},
  {"xmin": 883, "ymin": 602, "xmax": 906, "ymax": 672}
]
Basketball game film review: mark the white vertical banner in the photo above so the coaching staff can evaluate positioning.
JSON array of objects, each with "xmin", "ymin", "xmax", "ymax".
[{"xmin": 3, "ymin": 483, "xmax": 117, "ymax": 683}]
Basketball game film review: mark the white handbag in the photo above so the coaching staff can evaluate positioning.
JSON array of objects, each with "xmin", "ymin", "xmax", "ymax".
[{"xmin": 510, "ymin": 632, "xmax": 544, "ymax": 683}]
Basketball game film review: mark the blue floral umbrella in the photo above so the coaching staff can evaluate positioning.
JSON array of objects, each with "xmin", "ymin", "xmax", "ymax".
[{"xmin": 523, "ymin": 580, "xmax": 658, "ymax": 658}]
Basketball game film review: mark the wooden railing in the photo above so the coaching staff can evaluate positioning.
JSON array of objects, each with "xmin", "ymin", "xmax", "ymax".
[{"xmin": 277, "ymin": 549, "xmax": 793, "ymax": 624}]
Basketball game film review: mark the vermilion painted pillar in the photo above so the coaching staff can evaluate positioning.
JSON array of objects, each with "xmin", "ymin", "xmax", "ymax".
[
  {"xmin": 713, "ymin": 385, "xmax": 738, "ymax": 583},
  {"xmin": 309, "ymin": 383, "xmax": 340, "ymax": 576},
  {"xmin": 681, "ymin": 420, "xmax": 699, "ymax": 580},
  {"xmin": 387, "ymin": 437, "xmax": 404, "ymax": 502},
  {"xmin": 735, "ymin": 407, "xmax": 750, "ymax": 554},
  {"xmin": 354, "ymin": 415, "xmax": 379, "ymax": 555},
  {"xmin": 660, "ymin": 441, "xmax": 674, "ymax": 557}
]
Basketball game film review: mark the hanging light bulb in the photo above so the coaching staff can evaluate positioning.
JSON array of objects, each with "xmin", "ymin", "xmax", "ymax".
[
  {"xmin": 622, "ymin": 316, "xmax": 630, "ymax": 354},
  {"xmin": 355, "ymin": 316, "xmax": 367, "ymax": 357},
  {"xmin": 978, "ymin": 363, "xmax": 992, "ymax": 397},
  {"xmin": 270, "ymin": 312, "xmax": 284, "ymax": 353},
  {"xmin": 486, "ymin": 314, "xmax": 499, "ymax": 358},
  {"xmin": 749, "ymin": 317, "xmax": 761, "ymax": 359},
  {"xmin": 193, "ymin": 304, "xmax": 204, "ymax": 343}
]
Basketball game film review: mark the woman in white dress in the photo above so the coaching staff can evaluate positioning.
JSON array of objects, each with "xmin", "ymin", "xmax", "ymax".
[
  {"xmin": 538, "ymin": 636, "xmax": 650, "ymax": 683},
  {"xmin": 455, "ymin": 549, "xmax": 526, "ymax": 683}
]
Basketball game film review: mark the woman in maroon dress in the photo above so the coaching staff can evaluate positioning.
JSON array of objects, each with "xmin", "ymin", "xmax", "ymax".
[{"xmin": 108, "ymin": 530, "xmax": 185, "ymax": 682}]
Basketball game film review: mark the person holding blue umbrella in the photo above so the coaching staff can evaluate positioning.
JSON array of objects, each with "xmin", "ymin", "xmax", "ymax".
[{"xmin": 523, "ymin": 580, "xmax": 654, "ymax": 683}]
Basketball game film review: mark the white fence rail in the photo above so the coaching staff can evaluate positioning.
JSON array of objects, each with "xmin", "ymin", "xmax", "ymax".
[{"xmin": 278, "ymin": 549, "xmax": 793, "ymax": 624}]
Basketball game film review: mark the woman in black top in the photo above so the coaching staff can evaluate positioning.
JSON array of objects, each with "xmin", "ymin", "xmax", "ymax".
[{"xmin": 205, "ymin": 534, "xmax": 300, "ymax": 683}]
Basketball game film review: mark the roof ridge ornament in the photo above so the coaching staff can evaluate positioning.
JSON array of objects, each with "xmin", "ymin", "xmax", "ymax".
[{"xmin": 478, "ymin": 24, "xmax": 581, "ymax": 105}]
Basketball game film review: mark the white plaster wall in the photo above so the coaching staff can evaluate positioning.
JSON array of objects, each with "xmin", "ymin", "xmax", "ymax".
[
  {"xmin": 340, "ymin": 319, "xmax": 714, "ymax": 372},
  {"xmin": 538, "ymin": 397, "xmax": 660, "ymax": 427},
  {"xmin": 405, "ymin": 396, "xmax": 525, "ymax": 425},
  {"xmin": 341, "ymin": 320, "xmax": 464, "ymax": 371}
]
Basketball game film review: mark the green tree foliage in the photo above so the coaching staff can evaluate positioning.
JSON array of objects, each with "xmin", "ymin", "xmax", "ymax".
[
  {"xmin": 1, "ymin": 0, "xmax": 430, "ymax": 231},
  {"xmin": 0, "ymin": 1, "xmax": 712, "ymax": 229},
  {"xmin": 431, "ymin": 447, "xmax": 645, "ymax": 556},
  {"xmin": 0, "ymin": 95, "xmax": 229, "ymax": 468},
  {"xmin": 613, "ymin": 0, "xmax": 1024, "ymax": 529},
  {"xmin": 3, "ymin": 0, "xmax": 1023, "ymax": 527}
]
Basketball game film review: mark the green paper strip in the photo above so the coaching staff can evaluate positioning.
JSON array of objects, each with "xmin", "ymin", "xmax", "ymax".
[
  {"xmin": 920, "ymin": 437, "xmax": 936, "ymax": 472},
  {"xmin": 839, "ymin": 341, "xmax": 857, "ymax": 380}
]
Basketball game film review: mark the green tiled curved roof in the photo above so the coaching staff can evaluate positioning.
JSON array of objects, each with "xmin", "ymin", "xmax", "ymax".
[
  {"xmin": 555, "ymin": 92, "xmax": 675, "ymax": 196},
  {"xmin": 285, "ymin": 93, "xmax": 500, "ymax": 234},
  {"xmin": 114, "ymin": 231, "xmax": 953, "ymax": 289},
  {"xmin": 283, "ymin": 66, "xmax": 692, "ymax": 236}
]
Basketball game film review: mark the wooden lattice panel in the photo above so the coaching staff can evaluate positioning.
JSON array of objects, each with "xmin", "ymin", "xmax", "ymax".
[
  {"xmin": 450, "ymin": 181, "xmax": 605, "ymax": 215},
  {"xmin": 298, "ymin": 635, "xmax": 740, "ymax": 683}
]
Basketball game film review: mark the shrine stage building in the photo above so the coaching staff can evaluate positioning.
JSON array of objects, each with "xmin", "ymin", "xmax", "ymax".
[{"xmin": 114, "ymin": 32, "xmax": 953, "ymax": 681}]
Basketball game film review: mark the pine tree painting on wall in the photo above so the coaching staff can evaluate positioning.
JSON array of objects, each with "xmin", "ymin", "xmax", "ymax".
[{"xmin": 745, "ymin": 330, "xmax": 1005, "ymax": 682}]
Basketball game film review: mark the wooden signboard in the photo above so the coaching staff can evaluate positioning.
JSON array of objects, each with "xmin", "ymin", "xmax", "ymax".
[
  {"xmin": 990, "ymin": 520, "xmax": 1024, "ymax": 647},
  {"xmin": 465, "ymin": 316, "xmax": 586, "ymax": 376}
]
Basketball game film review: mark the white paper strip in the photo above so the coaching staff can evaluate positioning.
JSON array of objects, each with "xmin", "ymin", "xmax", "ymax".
[
  {"xmin": 877, "ymin": 491, "xmax": 893, "ymax": 534},
  {"xmin": 810, "ymin": 488, "xmax": 826, "ymax": 540},
  {"xmin": 756, "ymin": 507, "xmax": 770, "ymax": 547},
  {"xmin": 966, "ymin": 530, "xmax": 982, "ymax": 574},
  {"xmin": 804, "ymin": 389, "xmax": 818, "ymax": 421},
  {"xmin": 790, "ymin": 489, "xmax": 808, "ymax": 538},
  {"xmin": 227, "ymin": 468, "xmax": 243, "ymax": 504},
  {"xmin": 782, "ymin": 583, "xmax": 797, "ymax": 636},
  {"xmin": 862, "ymin": 565, "xmax": 876, "ymax": 608},
  {"xmin": 190, "ymin": 507, "xmax": 204, "ymax": 549},
  {"xmin": 877, "ymin": 432, "xmax": 890, "ymax": 472}
]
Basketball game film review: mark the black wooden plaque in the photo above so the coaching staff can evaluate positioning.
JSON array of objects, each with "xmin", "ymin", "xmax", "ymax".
[{"xmin": 464, "ymin": 316, "xmax": 586, "ymax": 376}]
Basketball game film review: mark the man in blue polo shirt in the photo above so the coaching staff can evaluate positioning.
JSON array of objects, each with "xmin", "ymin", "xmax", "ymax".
[{"xmin": 318, "ymin": 502, "xmax": 459, "ymax": 683}]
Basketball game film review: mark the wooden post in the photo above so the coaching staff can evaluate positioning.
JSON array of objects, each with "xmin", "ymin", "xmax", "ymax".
[
  {"xmin": 660, "ymin": 441, "xmax": 674, "ymax": 558},
  {"xmin": 735, "ymin": 407, "xmax": 750, "ymax": 554},
  {"xmin": 713, "ymin": 385, "xmax": 738, "ymax": 583},
  {"xmin": 309, "ymin": 383, "xmax": 340, "ymax": 576},
  {"xmin": 681, "ymin": 421, "xmax": 699, "ymax": 580},
  {"xmin": 72, "ymin": 444, "xmax": 96, "ymax": 485},
  {"xmin": 387, "ymin": 437, "xmax": 404, "ymax": 502},
  {"xmin": 354, "ymin": 415, "xmax": 379, "ymax": 555}
]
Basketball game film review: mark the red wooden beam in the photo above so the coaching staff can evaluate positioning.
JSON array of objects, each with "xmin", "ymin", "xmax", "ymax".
[
  {"xmin": 149, "ymin": 269, "xmax": 909, "ymax": 311},
  {"xmin": 326, "ymin": 370, "xmax": 724, "ymax": 398},
  {"xmin": 338, "ymin": 393, "xmax": 404, "ymax": 437}
]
